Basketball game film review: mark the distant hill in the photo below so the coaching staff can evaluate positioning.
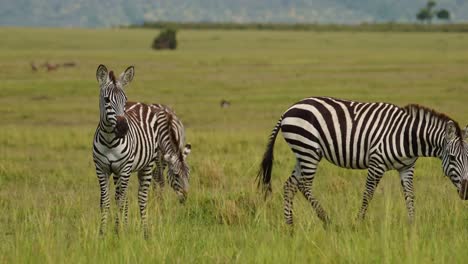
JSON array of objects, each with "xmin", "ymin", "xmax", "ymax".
[{"xmin": 0, "ymin": 0, "xmax": 466, "ymax": 28}]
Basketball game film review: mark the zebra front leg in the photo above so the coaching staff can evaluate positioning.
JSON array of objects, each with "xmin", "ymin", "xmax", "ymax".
[
  {"xmin": 152, "ymin": 157, "xmax": 166, "ymax": 199},
  {"xmin": 112, "ymin": 174, "xmax": 128, "ymax": 233},
  {"xmin": 398, "ymin": 164, "xmax": 416, "ymax": 223},
  {"xmin": 357, "ymin": 164, "xmax": 385, "ymax": 221},
  {"xmin": 284, "ymin": 173, "xmax": 299, "ymax": 225},
  {"xmin": 138, "ymin": 165, "xmax": 153, "ymax": 239},
  {"xmin": 113, "ymin": 174, "xmax": 121, "ymax": 231},
  {"xmin": 97, "ymin": 169, "xmax": 111, "ymax": 236},
  {"xmin": 115, "ymin": 171, "xmax": 131, "ymax": 235}
]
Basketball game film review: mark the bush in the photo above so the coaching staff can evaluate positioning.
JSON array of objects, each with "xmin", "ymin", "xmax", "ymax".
[{"xmin": 152, "ymin": 28, "xmax": 177, "ymax": 50}]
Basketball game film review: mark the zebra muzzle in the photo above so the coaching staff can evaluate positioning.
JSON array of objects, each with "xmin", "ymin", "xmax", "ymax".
[
  {"xmin": 115, "ymin": 115, "xmax": 129, "ymax": 138},
  {"xmin": 178, "ymin": 185, "xmax": 189, "ymax": 204},
  {"xmin": 460, "ymin": 179, "xmax": 468, "ymax": 200}
]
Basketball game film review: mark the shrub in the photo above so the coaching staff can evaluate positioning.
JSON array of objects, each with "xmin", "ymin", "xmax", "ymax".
[{"xmin": 152, "ymin": 28, "xmax": 177, "ymax": 50}]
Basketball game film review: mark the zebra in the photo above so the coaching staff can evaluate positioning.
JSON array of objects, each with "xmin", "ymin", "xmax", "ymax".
[
  {"xmin": 151, "ymin": 106, "xmax": 191, "ymax": 204},
  {"xmin": 126, "ymin": 101, "xmax": 191, "ymax": 200},
  {"xmin": 257, "ymin": 96, "xmax": 468, "ymax": 226},
  {"xmin": 92, "ymin": 65, "xmax": 189, "ymax": 238}
]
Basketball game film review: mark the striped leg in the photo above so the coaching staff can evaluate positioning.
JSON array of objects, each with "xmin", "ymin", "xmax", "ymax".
[
  {"xmin": 357, "ymin": 162, "xmax": 385, "ymax": 220},
  {"xmin": 113, "ymin": 175, "xmax": 121, "ymax": 232},
  {"xmin": 296, "ymin": 160, "xmax": 329, "ymax": 225},
  {"xmin": 152, "ymin": 155, "xmax": 166, "ymax": 198},
  {"xmin": 112, "ymin": 175, "xmax": 128, "ymax": 226},
  {"xmin": 399, "ymin": 164, "xmax": 416, "ymax": 223},
  {"xmin": 283, "ymin": 169, "xmax": 299, "ymax": 225},
  {"xmin": 138, "ymin": 164, "xmax": 153, "ymax": 239},
  {"xmin": 115, "ymin": 171, "xmax": 131, "ymax": 235},
  {"xmin": 97, "ymin": 169, "xmax": 111, "ymax": 236}
]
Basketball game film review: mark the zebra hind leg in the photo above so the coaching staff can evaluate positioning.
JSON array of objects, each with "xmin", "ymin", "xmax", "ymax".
[
  {"xmin": 357, "ymin": 163, "xmax": 385, "ymax": 221},
  {"xmin": 296, "ymin": 160, "xmax": 330, "ymax": 226},
  {"xmin": 138, "ymin": 165, "xmax": 153, "ymax": 239},
  {"xmin": 284, "ymin": 167, "xmax": 299, "ymax": 226},
  {"xmin": 398, "ymin": 164, "xmax": 416, "ymax": 223}
]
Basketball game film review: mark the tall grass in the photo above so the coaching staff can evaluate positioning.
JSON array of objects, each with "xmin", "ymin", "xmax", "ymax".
[{"xmin": 0, "ymin": 27, "xmax": 467, "ymax": 263}]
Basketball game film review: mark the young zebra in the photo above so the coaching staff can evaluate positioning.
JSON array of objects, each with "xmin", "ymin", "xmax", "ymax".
[
  {"xmin": 258, "ymin": 96, "xmax": 468, "ymax": 225},
  {"xmin": 126, "ymin": 101, "xmax": 191, "ymax": 201},
  {"xmin": 92, "ymin": 65, "xmax": 189, "ymax": 238}
]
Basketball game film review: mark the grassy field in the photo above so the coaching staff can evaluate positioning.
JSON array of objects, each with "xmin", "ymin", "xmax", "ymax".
[{"xmin": 1, "ymin": 27, "xmax": 468, "ymax": 263}]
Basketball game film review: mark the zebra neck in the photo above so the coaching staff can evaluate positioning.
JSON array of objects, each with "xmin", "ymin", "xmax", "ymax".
[
  {"xmin": 409, "ymin": 118, "xmax": 444, "ymax": 158},
  {"xmin": 97, "ymin": 120, "xmax": 119, "ymax": 142},
  {"xmin": 159, "ymin": 134, "xmax": 180, "ymax": 161}
]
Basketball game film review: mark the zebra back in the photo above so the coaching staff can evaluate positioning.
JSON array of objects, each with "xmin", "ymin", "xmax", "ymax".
[
  {"xmin": 152, "ymin": 104, "xmax": 186, "ymax": 157},
  {"xmin": 127, "ymin": 101, "xmax": 186, "ymax": 155}
]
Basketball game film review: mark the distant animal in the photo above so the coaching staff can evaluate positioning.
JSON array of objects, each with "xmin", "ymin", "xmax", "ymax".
[
  {"xmin": 125, "ymin": 101, "xmax": 191, "ymax": 199},
  {"xmin": 30, "ymin": 62, "xmax": 38, "ymax": 72},
  {"xmin": 258, "ymin": 96, "xmax": 468, "ymax": 226},
  {"xmin": 62, "ymin": 61, "xmax": 77, "ymax": 67},
  {"xmin": 43, "ymin": 61, "xmax": 60, "ymax": 71},
  {"xmin": 220, "ymin": 99, "xmax": 231, "ymax": 108},
  {"xmin": 92, "ymin": 65, "xmax": 189, "ymax": 239}
]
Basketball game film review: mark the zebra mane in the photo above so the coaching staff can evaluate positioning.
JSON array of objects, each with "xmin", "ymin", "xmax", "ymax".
[
  {"xmin": 403, "ymin": 104, "xmax": 461, "ymax": 137},
  {"xmin": 165, "ymin": 109, "xmax": 183, "ymax": 160}
]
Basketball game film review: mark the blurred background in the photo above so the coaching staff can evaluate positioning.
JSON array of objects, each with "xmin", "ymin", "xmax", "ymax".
[{"xmin": 0, "ymin": 0, "xmax": 467, "ymax": 27}]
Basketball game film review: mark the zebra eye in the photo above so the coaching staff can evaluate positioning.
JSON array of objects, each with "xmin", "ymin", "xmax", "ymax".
[
  {"xmin": 104, "ymin": 97, "xmax": 110, "ymax": 103},
  {"xmin": 449, "ymin": 154, "xmax": 457, "ymax": 162}
]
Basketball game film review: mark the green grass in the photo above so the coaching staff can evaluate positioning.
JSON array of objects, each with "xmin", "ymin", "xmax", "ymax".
[{"xmin": 1, "ymin": 27, "xmax": 468, "ymax": 263}]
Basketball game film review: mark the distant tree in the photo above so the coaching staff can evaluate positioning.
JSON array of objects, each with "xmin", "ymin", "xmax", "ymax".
[
  {"xmin": 152, "ymin": 28, "xmax": 177, "ymax": 50},
  {"xmin": 416, "ymin": 1, "xmax": 451, "ymax": 24},
  {"xmin": 416, "ymin": 1, "xmax": 437, "ymax": 24},
  {"xmin": 417, "ymin": 8, "xmax": 432, "ymax": 23},
  {"xmin": 436, "ymin": 9, "xmax": 450, "ymax": 21}
]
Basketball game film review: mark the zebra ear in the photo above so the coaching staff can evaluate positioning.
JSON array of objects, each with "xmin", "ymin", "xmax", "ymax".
[
  {"xmin": 183, "ymin": 144, "xmax": 191, "ymax": 159},
  {"xmin": 96, "ymin": 64, "xmax": 108, "ymax": 86},
  {"xmin": 463, "ymin": 125, "xmax": 468, "ymax": 141},
  {"xmin": 445, "ymin": 121, "xmax": 457, "ymax": 141},
  {"xmin": 120, "ymin": 66, "xmax": 135, "ymax": 87}
]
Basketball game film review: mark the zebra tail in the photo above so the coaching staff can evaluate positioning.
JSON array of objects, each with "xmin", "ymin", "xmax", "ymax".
[{"xmin": 257, "ymin": 117, "xmax": 282, "ymax": 197}]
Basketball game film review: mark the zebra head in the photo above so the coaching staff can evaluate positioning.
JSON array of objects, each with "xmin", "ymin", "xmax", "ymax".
[
  {"xmin": 441, "ymin": 121, "xmax": 468, "ymax": 200},
  {"xmin": 96, "ymin": 64, "xmax": 134, "ymax": 138},
  {"xmin": 166, "ymin": 144, "xmax": 191, "ymax": 203}
]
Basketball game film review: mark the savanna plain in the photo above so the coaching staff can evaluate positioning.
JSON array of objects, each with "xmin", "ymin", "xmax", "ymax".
[{"xmin": 0, "ymin": 28, "xmax": 467, "ymax": 263}]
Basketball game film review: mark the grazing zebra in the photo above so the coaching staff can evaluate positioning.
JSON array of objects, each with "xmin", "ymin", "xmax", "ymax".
[
  {"xmin": 258, "ymin": 96, "xmax": 468, "ymax": 225},
  {"xmin": 92, "ymin": 65, "xmax": 189, "ymax": 238},
  {"xmin": 126, "ymin": 101, "xmax": 191, "ymax": 200}
]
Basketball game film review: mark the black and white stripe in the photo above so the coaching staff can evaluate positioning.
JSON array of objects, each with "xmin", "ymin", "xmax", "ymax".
[{"xmin": 258, "ymin": 96, "xmax": 468, "ymax": 225}]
